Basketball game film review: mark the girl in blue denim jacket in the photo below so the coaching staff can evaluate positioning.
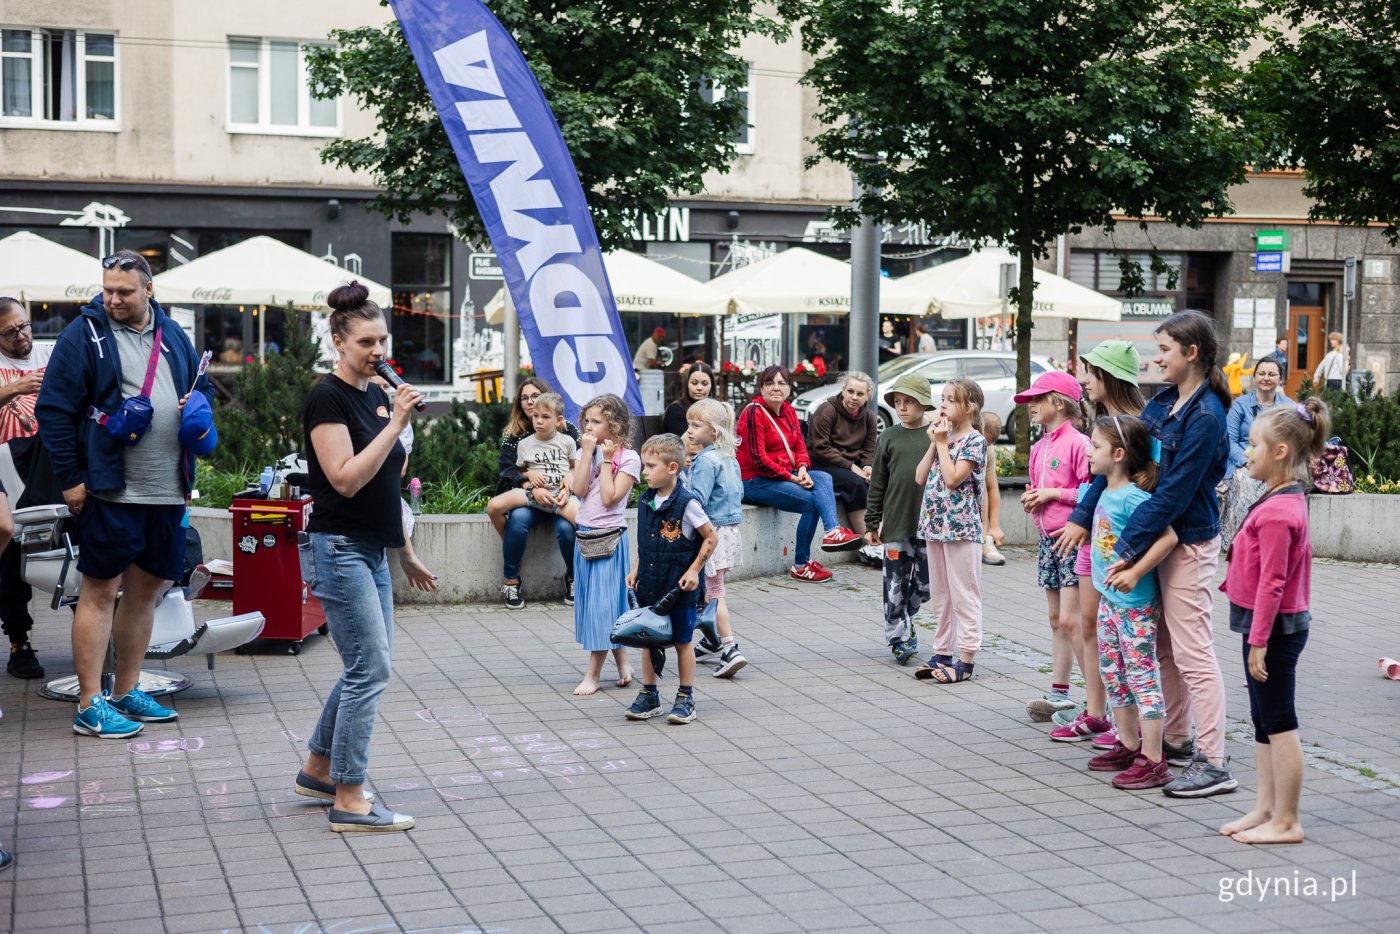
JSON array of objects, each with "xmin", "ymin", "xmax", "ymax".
[
  {"xmin": 1060, "ymin": 311, "xmax": 1238, "ymax": 800},
  {"xmin": 683, "ymin": 399, "xmax": 747, "ymax": 678}
]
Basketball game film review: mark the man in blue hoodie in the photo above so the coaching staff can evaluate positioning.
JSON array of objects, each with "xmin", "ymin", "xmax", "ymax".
[{"xmin": 36, "ymin": 250, "xmax": 212, "ymax": 738}]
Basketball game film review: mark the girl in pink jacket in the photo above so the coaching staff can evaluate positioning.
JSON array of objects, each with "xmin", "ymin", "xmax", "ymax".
[
  {"xmin": 1015, "ymin": 371, "xmax": 1092, "ymax": 721},
  {"xmin": 1218, "ymin": 396, "xmax": 1329, "ymax": 845}
]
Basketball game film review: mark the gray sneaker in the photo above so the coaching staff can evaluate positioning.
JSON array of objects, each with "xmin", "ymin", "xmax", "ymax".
[
  {"xmin": 1162, "ymin": 754, "xmax": 1238, "ymax": 798},
  {"xmin": 1051, "ymin": 704, "xmax": 1085, "ymax": 727},
  {"xmin": 1162, "ymin": 737, "xmax": 1197, "ymax": 764}
]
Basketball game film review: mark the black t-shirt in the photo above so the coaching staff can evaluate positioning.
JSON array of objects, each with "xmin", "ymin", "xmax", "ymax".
[{"xmin": 303, "ymin": 374, "xmax": 406, "ymax": 549}]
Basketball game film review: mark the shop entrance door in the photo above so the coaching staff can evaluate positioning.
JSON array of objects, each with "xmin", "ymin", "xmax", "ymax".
[{"xmin": 1286, "ymin": 281, "xmax": 1326, "ymax": 397}]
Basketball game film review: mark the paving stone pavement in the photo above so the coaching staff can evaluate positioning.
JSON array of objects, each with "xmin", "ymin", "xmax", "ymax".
[{"xmin": 1, "ymin": 547, "xmax": 1398, "ymax": 933}]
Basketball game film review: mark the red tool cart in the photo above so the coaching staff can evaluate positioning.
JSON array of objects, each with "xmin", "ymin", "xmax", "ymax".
[{"xmin": 229, "ymin": 492, "xmax": 327, "ymax": 654}]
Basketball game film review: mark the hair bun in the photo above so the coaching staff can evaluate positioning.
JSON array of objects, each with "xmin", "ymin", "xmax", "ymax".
[{"xmin": 326, "ymin": 280, "xmax": 370, "ymax": 312}]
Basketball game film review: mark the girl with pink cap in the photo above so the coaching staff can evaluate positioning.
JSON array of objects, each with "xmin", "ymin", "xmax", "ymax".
[{"xmin": 1015, "ymin": 370, "xmax": 1092, "ymax": 722}]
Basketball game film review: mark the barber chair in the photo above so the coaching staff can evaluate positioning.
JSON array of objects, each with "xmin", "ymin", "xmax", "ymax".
[{"xmin": 9, "ymin": 504, "xmax": 266, "ymax": 703}]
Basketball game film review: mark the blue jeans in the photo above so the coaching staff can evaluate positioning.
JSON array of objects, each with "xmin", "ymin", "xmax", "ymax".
[
  {"xmin": 502, "ymin": 505, "xmax": 576, "ymax": 580},
  {"xmin": 307, "ymin": 533, "xmax": 394, "ymax": 786},
  {"xmin": 743, "ymin": 472, "xmax": 840, "ymax": 566}
]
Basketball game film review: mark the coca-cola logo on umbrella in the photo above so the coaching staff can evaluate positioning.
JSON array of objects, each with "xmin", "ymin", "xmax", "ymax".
[{"xmin": 192, "ymin": 287, "xmax": 234, "ymax": 301}]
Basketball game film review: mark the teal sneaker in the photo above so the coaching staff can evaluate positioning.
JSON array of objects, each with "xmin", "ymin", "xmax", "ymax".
[
  {"xmin": 666, "ymin": 692, "xmax": 697, "ymax": 725},
  {"xmin": 1051, "ymin": 704, "xmax": 1086, "ymax": 727},
  {"xmin": 624, "ymin": 689, "xmax": 664, "ymax": 720},
  {"xmin": 107, "ymin": 688, "xmax": 178, "ymax": 723},
  {"xmin": 73, "ymin": 694, "xmax": 144, "ymax": 738}
]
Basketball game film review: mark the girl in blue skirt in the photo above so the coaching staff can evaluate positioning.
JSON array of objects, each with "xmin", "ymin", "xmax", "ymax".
[{"xmin": 567, "ymin": 394, "xmax": 639, "ymax": 695}]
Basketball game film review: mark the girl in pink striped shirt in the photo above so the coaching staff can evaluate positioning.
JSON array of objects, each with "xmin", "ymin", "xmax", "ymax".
[{"xmin": 1015, "ymin": 371, "xmax": 1092, "ymax": 721}]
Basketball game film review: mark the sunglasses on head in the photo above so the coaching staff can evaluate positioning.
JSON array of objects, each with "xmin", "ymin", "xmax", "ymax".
[{"xmin": 101, "ymin": 254, "xmax": 142, "ymax": 271}]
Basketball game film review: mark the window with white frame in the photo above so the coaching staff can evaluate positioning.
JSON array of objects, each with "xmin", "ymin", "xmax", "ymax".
[
  {"xmin": 227, "ymin": 37, "xmax": 337, "ymax": 134},
  {"xmin": 700, "ymin": 64, "xmax": 753, "ymax": 154},
  {"xmin": 0, "ymin": 27, "xmax": 117, "ymax": 125}
]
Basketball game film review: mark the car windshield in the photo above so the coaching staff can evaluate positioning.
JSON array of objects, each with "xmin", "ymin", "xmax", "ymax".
[{"xmin": 878, "ymin": 355, "xmax": 931, "ymax": 380}]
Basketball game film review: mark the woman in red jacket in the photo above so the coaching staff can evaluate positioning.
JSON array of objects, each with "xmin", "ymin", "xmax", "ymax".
[{"xmin": 738, "ymin": 366, "xmax": 863, "ymax": 582}]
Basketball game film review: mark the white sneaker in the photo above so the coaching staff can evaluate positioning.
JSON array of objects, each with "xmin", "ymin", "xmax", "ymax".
[{"xmin": 982, "ymin": 542, "xmax": 1006, "ymax": 566}]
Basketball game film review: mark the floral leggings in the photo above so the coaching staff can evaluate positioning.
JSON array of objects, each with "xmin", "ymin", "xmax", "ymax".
[{"xmin": 1098, "ymin": 599, "xmax": 1164, "ymax": 719}]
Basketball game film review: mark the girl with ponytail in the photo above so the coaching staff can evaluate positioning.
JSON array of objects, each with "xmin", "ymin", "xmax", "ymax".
[
  {"xmin": 1057, "ymin": 311, "xmax": 1238, "ymax": 799},
  {"xmin": 1218, "ymin": 395, "xmax": 1329, "ymax": 844}
]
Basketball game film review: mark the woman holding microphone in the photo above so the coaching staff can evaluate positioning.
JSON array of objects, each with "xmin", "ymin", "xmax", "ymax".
[{"xmin": 293, "ymin": 281, "xmax": 437, "ymax": 833}]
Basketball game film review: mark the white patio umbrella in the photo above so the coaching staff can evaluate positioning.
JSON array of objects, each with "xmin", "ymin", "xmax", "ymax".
[
  {"xmin": 483, "ymin": 249, "xmax": 732, "ymax": 325},
  {"xmin": 152, "ymin": 236, "xmax": 391, "ymax": 308},
  {"xmin": 0, "ymin": 231, "xmax": 102, "ymax": 303},
  {"xmin": 900, "ymin": 248, "xmax": 1120, "ymax": 320},
  {"xmin": 706, "ymin": 246, "xmax": 930, "ymax": 316}
]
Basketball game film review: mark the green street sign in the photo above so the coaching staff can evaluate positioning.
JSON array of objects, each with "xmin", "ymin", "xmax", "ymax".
[{"xmin": 1256, "ymin": 229, "xmax": 1290, "ymax": 251}]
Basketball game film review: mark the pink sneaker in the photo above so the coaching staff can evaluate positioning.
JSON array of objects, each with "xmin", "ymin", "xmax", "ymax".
[
  {"xmin": 1087, "ymin": 740, "xmax": 1139, "ymax": 772},
  {"xmin": 790, "ymin": 561, "xmax": 832, "ymax": 583},
  {"xmin": 1049, "ymin": 710, "xmax": 1113, "ymax": 743},
  {"xmin": 1091, "ymin": 727, "xmax": 1120, "ymax": 749},
  {"xmin": 820, "ymin": 527, "xmax": 864, "ymax": 552}
]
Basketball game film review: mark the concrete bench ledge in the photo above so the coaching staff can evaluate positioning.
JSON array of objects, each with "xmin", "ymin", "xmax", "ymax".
[{"xmin": 189, "ymin": 491, "xmax": 1400, "ymax": 604}]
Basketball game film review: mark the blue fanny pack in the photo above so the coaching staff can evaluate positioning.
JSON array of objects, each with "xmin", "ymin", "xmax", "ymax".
[{"xmin": 89, "ymin": 325, "xmax": 162, "ymax": 447}]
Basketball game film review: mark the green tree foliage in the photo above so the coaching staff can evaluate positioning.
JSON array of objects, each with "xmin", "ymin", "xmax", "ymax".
[
  {"xmin": 209, "ymin": 306, "xmax": 323, "ymax": 476},
  {"xmin": 1244, "ymin": 2, "xmax": 1400, "ymax": 242},
  {"xmin": 409, "ymin": 399, "xmax": 509, "ymax": 510},
  {"xmin": 305, "ymin": 2, "xmax": 787, "ymax": 249},
  {"xmin": 792, "ymin": 0, "xmax": 1264, "ymax": 455}
]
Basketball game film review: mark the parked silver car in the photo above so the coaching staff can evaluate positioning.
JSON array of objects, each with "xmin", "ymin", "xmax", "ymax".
[{"xmin": 792, "ymin": 350, "xmax": 1052, "ymax": 438}]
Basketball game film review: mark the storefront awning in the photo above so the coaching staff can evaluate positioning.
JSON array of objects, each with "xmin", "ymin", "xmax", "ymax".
[
  {"xmin": 0, "ymin": 231, "xmax": 102, "ymax": 303},
  {"xmin": 483, "ymin": 249, "xmax": 732, "ymax": 325},
  {"xmin": 151, "ymin": 236, "xmax": 391, "ymax": 309},
  {"xmin": 900, "ymin": 249, "xmax": 1121, "ymax": 321}
]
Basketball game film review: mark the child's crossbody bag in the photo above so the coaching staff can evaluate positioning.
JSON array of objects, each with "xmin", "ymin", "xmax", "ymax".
[{"xmin": 88, "ymin": 325, "xmax": 163, "ymax": 446}]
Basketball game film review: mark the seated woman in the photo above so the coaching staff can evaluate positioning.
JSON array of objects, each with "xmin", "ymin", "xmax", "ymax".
[
  {"xmin": 806, "ymin": 371, "xmax": 877, "ymax": 538},
  {"xmin": 662, "ymin": 362, "xmax": 716, "ymax": 437},
  {"xmin": 737, "ymin": 365, "xmax": 863, "ymax": 584},
  {"xmin": 493, "ymin": 378, "xmax": 580, "ymax": 610}
]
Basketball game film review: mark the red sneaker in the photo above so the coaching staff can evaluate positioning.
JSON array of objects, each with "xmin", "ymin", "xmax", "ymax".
[
  {"xmin": 1087, "ymin": 740, "xmax": 1139, "ymax": 772},
  {"xmin": 820, "ymin": 527, "xmax": 864, "ymax": 552},
  {"xmin": 790, "ymin": 561, "xmax": 833, "ymax": 583},
  {"xmin": 1112, "ymin": 754, "xmax": 1173, "ymax": 790}
]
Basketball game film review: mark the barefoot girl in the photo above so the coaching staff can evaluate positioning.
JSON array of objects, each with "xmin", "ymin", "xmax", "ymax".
[{"xmin": 1219, "ymin": 397, "xmax": 1328, "ymax": 843}]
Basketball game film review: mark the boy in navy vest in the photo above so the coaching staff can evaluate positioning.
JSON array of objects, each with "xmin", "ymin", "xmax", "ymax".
[{"xmin": 625, "ymin": 434, "xmax": 717, "ymax": 724}]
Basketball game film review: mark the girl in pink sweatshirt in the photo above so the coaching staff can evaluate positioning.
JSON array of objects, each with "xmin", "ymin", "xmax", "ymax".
[
  {"xmin": 1218, "ymin": 396, "xmax": 1329, "ymax": 846},
  {"xmin": 1015, "ymin": 371, "xmax": 1092, "ymax": 721}
]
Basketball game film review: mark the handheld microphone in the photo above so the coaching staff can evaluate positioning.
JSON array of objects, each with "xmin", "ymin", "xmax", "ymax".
[{"xmin": 373, "ymin": 360, "xmax": 427, "ymax": 412}]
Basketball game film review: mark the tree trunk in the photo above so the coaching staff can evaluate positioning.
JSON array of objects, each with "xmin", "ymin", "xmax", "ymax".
[{"xmin": 1014, "ymin": 224, "xmax": 1036, "ymax": 462}]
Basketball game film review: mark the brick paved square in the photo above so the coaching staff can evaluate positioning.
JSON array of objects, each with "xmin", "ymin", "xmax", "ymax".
[{"xmin": 2, "ymin": 552, "xmax": 1399, "ymax": 932}]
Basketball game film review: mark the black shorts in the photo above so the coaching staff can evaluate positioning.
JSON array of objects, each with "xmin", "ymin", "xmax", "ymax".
[
  {"xmin": 1243, "ymin": 629, "xmax": 1308, "ymax": 743},
  {"xmin": 77, "ymin": 497, "xmax": 187, "ymax": 582},
  {"xmin": 811, "ymin": 461, "xmax": 869, "ymax": 512}
]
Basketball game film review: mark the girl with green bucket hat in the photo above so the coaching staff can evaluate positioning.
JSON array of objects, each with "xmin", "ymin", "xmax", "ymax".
[{"xmin": 1047, "ymin": 341, "xmax": 1148, "ymax": 744}]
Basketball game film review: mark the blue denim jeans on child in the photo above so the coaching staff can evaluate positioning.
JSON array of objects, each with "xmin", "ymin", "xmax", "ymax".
[
  {"xmin": 742, "ymin": 472, "xmax": 840, "ymax": 566},
  {"xmin": 307, "ymin": 533, "xmax": 394, "ymax": 786},
  {"xmin": 501, "ymin": 505, "xmax": 576, "ymax": 580}
]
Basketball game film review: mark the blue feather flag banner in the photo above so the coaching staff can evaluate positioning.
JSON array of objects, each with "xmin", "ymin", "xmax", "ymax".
[{"xmin": 389, "ymin": 0, "xmax": 643, "ymax": 419}]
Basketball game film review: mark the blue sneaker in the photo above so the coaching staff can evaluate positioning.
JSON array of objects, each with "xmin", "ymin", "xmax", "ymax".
[
  {"xmin": 625, "ymin": 690, "xmax": 664, "ymax": 720},
  {"xmin": 666, "ymin": 692, "xmax": 697, "ymax": 725},
  {"xmin": 73, "ymin": 694, "xmax": 144, "ymax": 738},
  {"xmin": 891, "ymin": 640, "xmax": 918, "ymax": 665},
  {"xmin": 107, "ymin": 688, "xmax": 178, "ymax": 723}
]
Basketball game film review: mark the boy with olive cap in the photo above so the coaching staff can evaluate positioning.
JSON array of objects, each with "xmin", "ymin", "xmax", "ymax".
[{"xmin": 865, "ymin": 373, "xmax": 936, "ymax": 664}]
